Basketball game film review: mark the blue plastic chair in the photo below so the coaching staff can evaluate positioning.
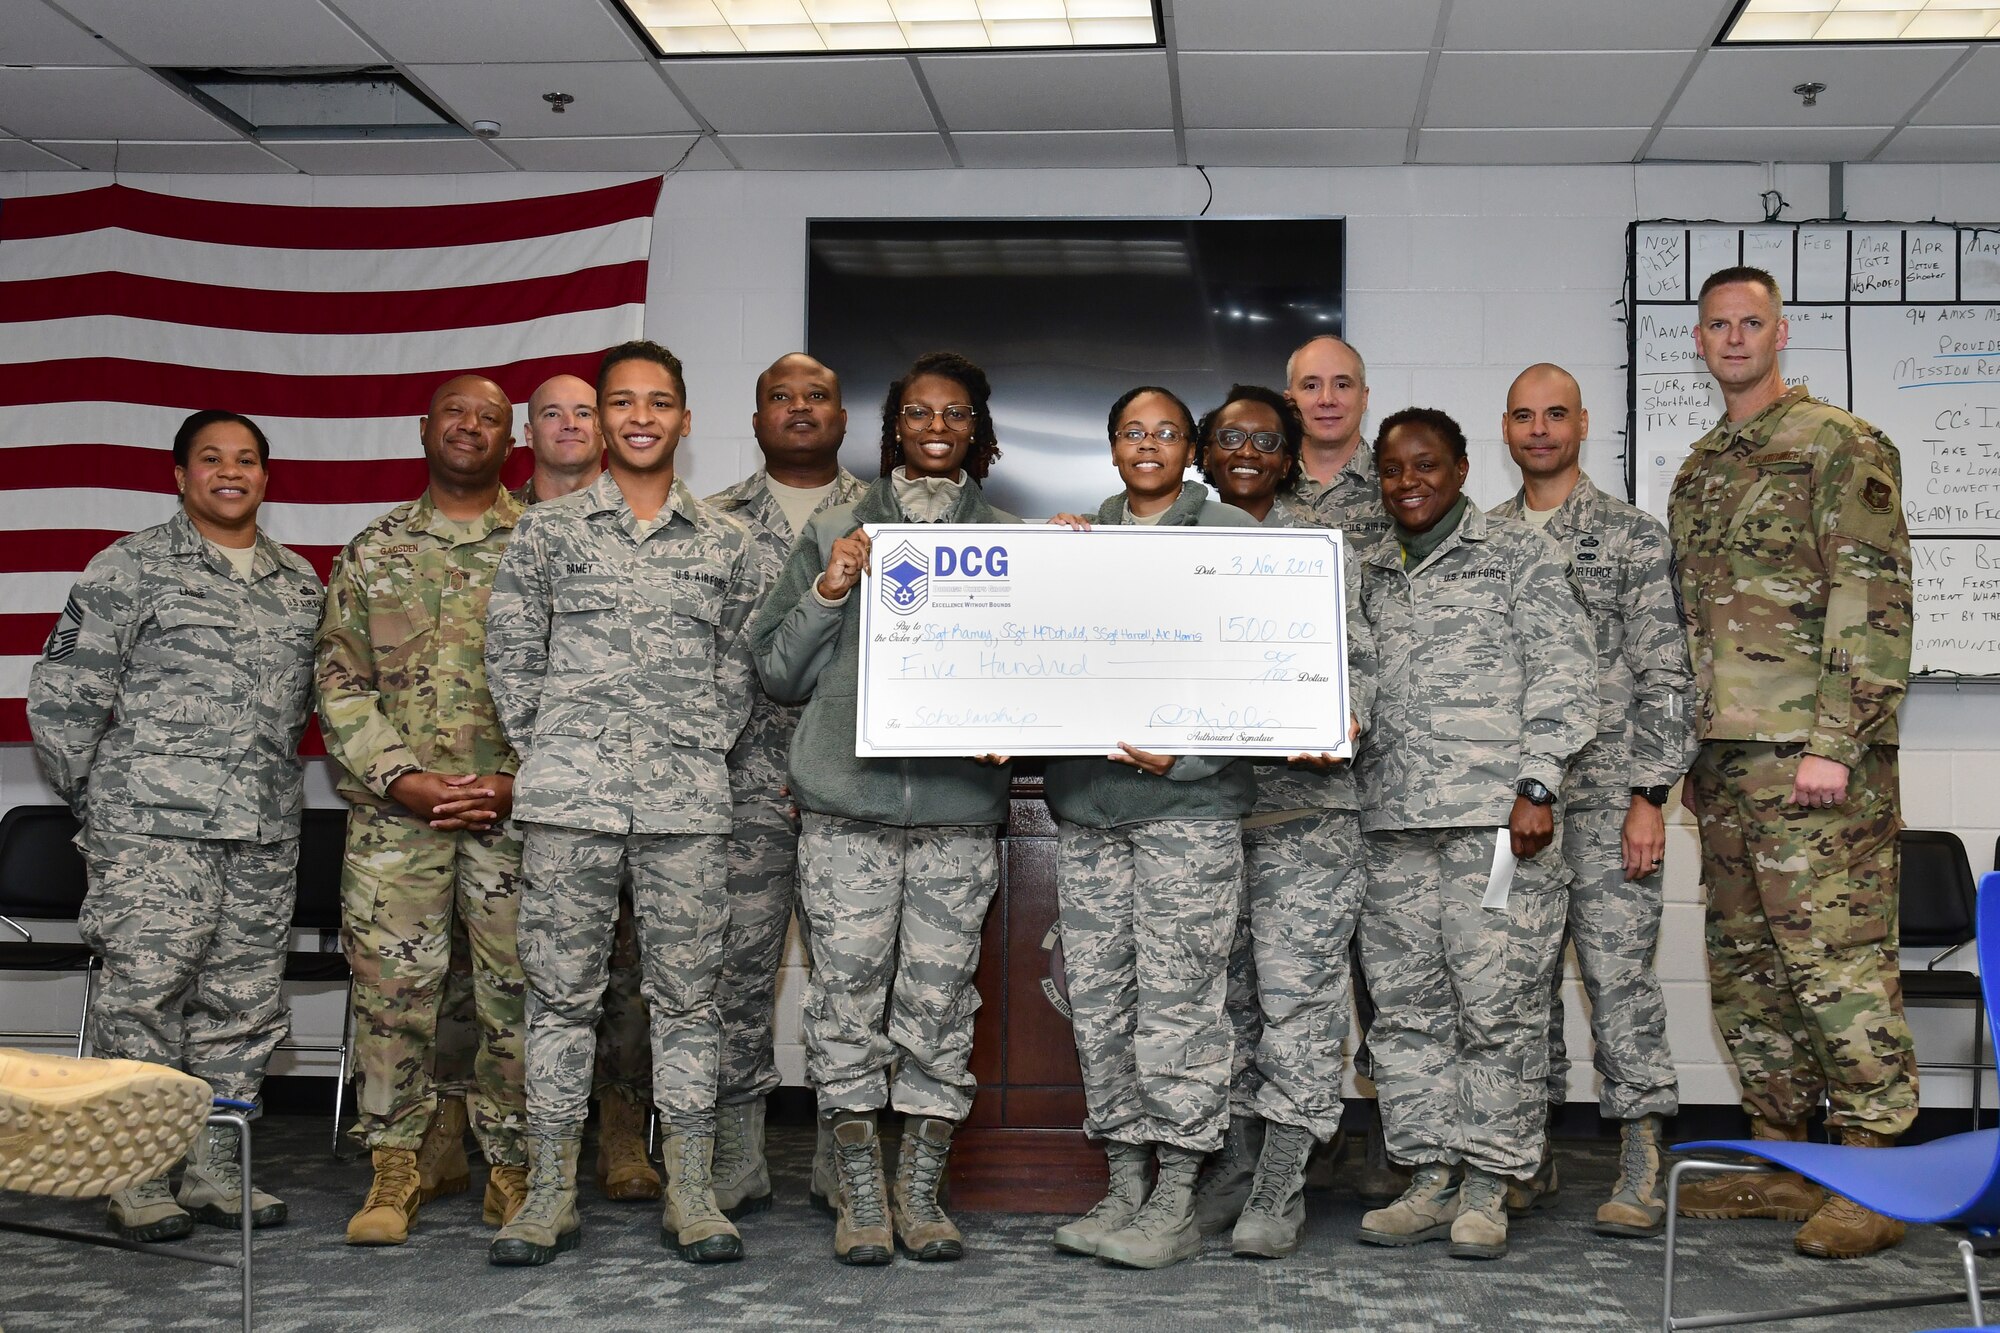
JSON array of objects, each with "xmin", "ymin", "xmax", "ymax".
[{"xmin": 1660, "ymin": 870, "xmax": 2000, "ymax": 1331}]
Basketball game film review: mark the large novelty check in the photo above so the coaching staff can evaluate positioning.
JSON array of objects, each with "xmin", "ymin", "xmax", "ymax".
[{"xmin": 855, "ymin": 523, "xmax": 1351, "ymax": 758}]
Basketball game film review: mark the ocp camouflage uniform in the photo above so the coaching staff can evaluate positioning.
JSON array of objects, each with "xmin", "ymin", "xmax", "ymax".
[
  {"xmin": 1493, "ymin": 473, "xmax": 1695, "ymax": 1120},
  {"xmin": 1668, "ymin": 385, "xmax": 1917, "ymax": 1136},
  {"xmin": 1357, "ymin": 501, "xmax": 1596, "ymax": 1178},
  {"xmin": 1220, "ymin": 490, "xmax": 1378, "ymax": 1141},
  {"xmin": 28, "ymin": 511, "xmax": 321, "ymax": 1103},
  {"xmin": 705, "ymin": 465, "xmax": 866, "ymax": 1103},
  {"xmin": 317, "ymin": 488, "xmax": 528, "ymax": 1163},
  {"xmin": 486, "ymin": 471, "xmax": 761, "ymax": 1131}
]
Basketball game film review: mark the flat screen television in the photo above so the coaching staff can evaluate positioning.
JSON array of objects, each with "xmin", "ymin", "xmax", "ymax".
[{"xmin": 806, "ymin": 217, "xmax": 1346, "ymax": 521}]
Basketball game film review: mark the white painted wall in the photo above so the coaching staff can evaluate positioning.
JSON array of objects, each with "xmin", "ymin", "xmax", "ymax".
[{"xmin": 4, "ymin": 158, "xmax": 1996, "ymax": 1111}]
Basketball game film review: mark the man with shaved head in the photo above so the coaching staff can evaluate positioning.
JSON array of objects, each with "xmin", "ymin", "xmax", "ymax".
[
  {"xmin": 318, "ymin": 372, "xmax": 533, "ymax": 1246},
  {"xmin": 1491, "ymin": 362, "xmax": 1695, "ymax": 1238},
  {"xmin": 700, "ymin": 351, "xmax": 866, "ymax": 1214}
]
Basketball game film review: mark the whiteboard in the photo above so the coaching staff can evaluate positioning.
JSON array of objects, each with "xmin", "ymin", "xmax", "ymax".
[{"xmin": 1628, "ymin": 220, "xmax": 2000, "ymax": 676}]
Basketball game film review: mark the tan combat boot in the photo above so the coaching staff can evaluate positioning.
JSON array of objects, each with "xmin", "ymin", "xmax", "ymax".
[
  {"xmin": 1097, "ymin": 1143, "xmax": 1204, "ymax": 1269},
  {"xmin": 809, "ymin": 1116, "xmax": 838, "ymax": 1214},
  {"xmin": 828, "ymin": 1112, "xmax": 892, "ymax": 1265},
  {"xmin": 1054, "ymin": 1140, "xmax": 1152, "ymax": 1256},
  {"xmin": 661, "ymin": 1124, "xmax": 744, "ymax": 1263},
  {"xmin": 893, "ymin": 1116, "xmax": 963, "ymax": 1262},
  {"xmin": 1676, "ymin": 1116, "xmax": 1827, "ymax": 1221},
  {"xmin": 489, "ymin": 1131, "xmax": 582, "ymax": 1266},
  {"xmin": 177, "ymin": 1121, "xmax": 286, "ymax": 1228},
  {"xmin": 1357, "ymin": 1162, "xmax": 1459, "ymax": 1246},
  {"xmin": 107, "ymin": 1177, "xmax": 193, "ymax": 1242},
  {"xmin": 346, "ymin": 1147, "xmax": 422, "ymax": 1246},
  {"xmin": 1449, "ymin": 1166, "xmax": 1511, "ymax": 1260},
  {"xmin": 415, "ymin": 1097, "xmax": 470, "ymax": 1202},
  {"xmin": 0, "ymin": 1048, "xmax": 209, "ymax": 1199},
  {"xmin": 595, "ymin": 1089, "xmax": 661, "ymax": 1202},
  {"xmin": 1354, "ymin": 1111, "xmax": 1412, "ymax": 1206},
  {"xmin": 482, "ymin": 1161, "xmax": 529, "ymax": 1226},
  {"xmin": 1504, "ymin": 1137, "xmax": 1561, "ymax": 1217},
  {"xmin": 1232, "ymin": 1121, "xmax": 1316, "ymax": 1259},
  {"xmin": 1793, "ymin": 1128, "xmax": 1905, "ymax": 1259},
  {"xmin": 1596, "ymin": 1113, "xmax": 1667, "ymax": 1238},
  {"xmin": 712, "ymin": 1097, "xmax": 772, "ymax": 1218}
]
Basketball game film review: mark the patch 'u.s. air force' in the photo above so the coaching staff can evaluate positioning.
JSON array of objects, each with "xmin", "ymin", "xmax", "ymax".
[{"xmin": 44, "ymin": 596, "xmax": 83, "ymax": 662}]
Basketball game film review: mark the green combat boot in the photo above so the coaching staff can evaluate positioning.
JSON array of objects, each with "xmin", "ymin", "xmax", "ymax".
[
  {"xmin": 1191, "ymin": 1114, "xmax": 1263, "ymax": 1237},
  {"xmin": 488, "ymin": 1132, "xmax": 581, "ymax": 1266},
  {"xmin": 1097, "ymin": 1144, "xmax": 1204, "ymax": 1270},
  {"xmin": 1053, "ymin": 1140, "xmax": 1151, "ymax": 1256},
  {"xmin": 1449, "ymin": 1166, "xmax": 1511, "ymax": 1260},
  {"xmin": 661, "ymin": 1124, "xmax": 744, "ymax": 1263},
  {"xmin": 1504, "ymin": 1139, "xmax": 1561, "ymax": 1217},
  {"xmin": 809, "ymin": 1116, "xmax": 838, "ymax": 1215},
  {"xmin": 1596, "ymin": 1114, "xmax": 1666, "ymax": 1238},
  {"xmin": 1357, "ymin": 1162, "xmax": 1459, "ymax": 1246},
  {"xmin": 893, "ymin": 1117, "xmax": 963, "ymax": 1262},
  {"xmin": 829, "ymin": 1112, "xmax": 893, "ymax": 1265},
  {"xmin": 107, "ymin": 1176, "xmax": 193, "ymax": 1242},
  {"xmin": 712, "ymin": 1098, "xmax": 772, "ymax": 1218},
  {"xmin": 1232, "ymin": 1122, "xmax": 1315, "ymax": 1259},
  {"xmin": 177, "ymin": 1122, "xmax": 286, "ymax": 1228}
]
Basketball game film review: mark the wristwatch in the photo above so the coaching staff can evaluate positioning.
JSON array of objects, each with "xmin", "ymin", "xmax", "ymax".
[
  {"xmin": 1514, "ymin": 778, "xmax": 1556, "ymax": 807},
  {"xmin": 1631, "ymin": 785, "xmax": 1671, "ymax": 808}
]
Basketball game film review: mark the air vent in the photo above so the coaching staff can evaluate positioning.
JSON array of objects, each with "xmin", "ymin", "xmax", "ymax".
[{"xmin": 160, "ymin": 67, "xmax": 465, "ymax": 140}]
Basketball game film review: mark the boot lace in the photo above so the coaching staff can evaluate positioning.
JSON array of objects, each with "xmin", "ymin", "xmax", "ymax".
[
  {"xmin": 900, "ymin": 1128, "xmax": 951, "ymax": 1224},
  {"xmin": 835, "ymin": 1136, "xmax": 888, "ymax": 1229},
  {"xmin": 1244, "ymin": 1129, "xmax": 1308, "ymax": 1214},
  {"xmin": 670, "ymin": 1133, "xmax": 725, "ymax": 1225},
  {"xmin": 201, "ymin": 1126, "xmax": 244, "ymax": 1194},
  {"xmin": 1615, "ymin": 1124, "xmax": 1659, "ymax": 1200},
  {"xmin": 710, "ymin": 1108, "xmax": 749, "ymax": 1184},
  {"xmin": 1459, "ymin": 1170, "xmax": 1506, "ymax": 1219},
  {"xmin": 363, "ymin": 1151, "xmax": 419, "ymax": 1209},
  {"xmin": 509, "ymin": 1145, "xmax": 571, "ymax": 1229}
]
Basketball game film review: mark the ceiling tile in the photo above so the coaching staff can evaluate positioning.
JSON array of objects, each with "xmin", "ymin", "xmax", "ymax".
[
  {"xmin": 718, "ymin": 132, "xmax": 950, "ymax": 170},
  {"xmin": 1427, "ymin": 52, "xmax": 1694, "ymax": 129},
  {"xmin": 325, "ymin": 0, "xmax": 647, "ymax": 63},
  {"xmin": 0, "ymin": 138, "xmax": 84, "ymax": 170},
  {"xmin": 2, "ymin": 1, "xmax": 126, "ymax": 64},
  {"xmin": 1444, "ymin": 0, "xmax": 1727, "ymax": 51},
  {"xmin": 1178, "ymin": 52, "xmax": 1430, "ymax": 129},
  {"xmin": 36, "ymin": 139, "xmax": 297, "ymax": 172},
  {"xmin": 1417, "ymin": 127, "xmax": 1648, "ymax": 165},
  {"xmin": 55, "ymin": 0, "xmax": 381, "ymax": 65},
  {"xmin": 667, "ymin": 56, "xmax": 936, "ymax": 134},
  {"xmin": 265, "ymin": 136, "xmax": 514, "ymax": 173},
  {"xmin": 1874, "ymin": 125, "xmax": 2000, "ymax": 163},
  {"xmin": 917, "ymin": 50, "xmax": 1171, "ymax": 132},
  {"xmin": 0, "ymin": 67, "xmax": 234, "ymax": 140},
  {"xmin": 1182, "ymin": 127, "xmax": 1406, "ymax": 167},
  {"xmin": 496, "ymin": 133, "xmax": 709, "ymax": 171},
  {"xmin": 1913, "ymin": 47, "xmax": 2000, "ymax": 125},
  {"xmin": 1666, "ymin": 45, "xmax": 1968, "ymax": 128},
  {"xmin": 1648, "ymin": 125, "xmax": 1894, "ymax": 162},
  {"xmin": 953, "ymin": 129, "xmax": 1177, "ymax": 168},
  {"xmin": 411, "ymin": 61, "xmax": 700, "ymax": 136},
  {"xmin": 1171, "ymin": 0, "xmax": 1442, "ymax": 51}
]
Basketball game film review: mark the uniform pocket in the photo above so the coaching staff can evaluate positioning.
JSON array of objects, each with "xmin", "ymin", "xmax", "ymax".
[
  {"xmin": 1724, "ymin": 454, "xmax": 1814, "ymax": 568},
  {"xmin": 551, "ymin": 576, "xmax": 627, "ymax": 673}
]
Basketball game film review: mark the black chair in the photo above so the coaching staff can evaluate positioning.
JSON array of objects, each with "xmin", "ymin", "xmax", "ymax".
[
  {"xmin": 0, "ymin": 805, "xmax": 98, "ymax": 1054},
  {"xmin": 274, "ymin": 806, "xmax": 355, "ymax": 1156},
  {"xmin": 1902, "ymin": 828, "xmax": 1986, "ymax": 1125}
]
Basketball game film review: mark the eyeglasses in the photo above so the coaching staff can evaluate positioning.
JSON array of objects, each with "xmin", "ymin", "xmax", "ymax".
[
  {"xmin": 900, "ymin": 403, "xmax": 975, "ymax": 431},
  {"xmin": 1211, "ymin": 428, "xmax": 1286, "ymax": 454},
  {"xmin": 1113, "ymin": 426, "xmax": 1186, "ymax": 445}
]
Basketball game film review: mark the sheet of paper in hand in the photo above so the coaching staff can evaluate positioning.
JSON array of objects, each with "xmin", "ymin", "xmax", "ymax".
[{"xmin": 855, "ymin": 523, "xmax": 1352, "ymax": 758}]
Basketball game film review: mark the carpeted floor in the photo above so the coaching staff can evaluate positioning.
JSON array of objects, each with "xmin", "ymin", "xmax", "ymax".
[{"xmin": 0, "ymin": 1115, "xmax": 1989, "ymax": 1332}]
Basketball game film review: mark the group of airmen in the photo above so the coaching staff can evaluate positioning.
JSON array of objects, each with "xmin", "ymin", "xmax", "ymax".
[{"xmin": 25, "ymin": 260, "xmax": 1918, "ymax": 1276}]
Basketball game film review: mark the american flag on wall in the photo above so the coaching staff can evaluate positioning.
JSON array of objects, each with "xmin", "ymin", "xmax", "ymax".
[{"xmin": 0, "ymin": 177, "xmax": 663, "ymax": 743}]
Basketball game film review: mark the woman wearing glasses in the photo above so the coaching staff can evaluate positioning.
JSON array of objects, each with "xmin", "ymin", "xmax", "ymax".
[
  {"xmin": 1045, "ymin": 386, "xmax": 1257, "ymax": 1270},
  {"xmin": 752, "ymin": 350, "xmax": 1019, "ymax": 1267}
]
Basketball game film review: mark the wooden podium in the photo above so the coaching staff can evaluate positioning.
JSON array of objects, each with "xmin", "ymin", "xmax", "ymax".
[{"xmin": 947, "ymin": 774, "xmax": 1108, "ymax": 1214}]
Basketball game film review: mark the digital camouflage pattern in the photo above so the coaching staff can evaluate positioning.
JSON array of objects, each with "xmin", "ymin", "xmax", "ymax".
[
  {"xmin": 517, "ymin": 824, "xmax": 730, "ymax": 1127},
  {"xmin": 1690, "ymin": 741, "xmax": 1917, "ymax": 1135},
  {"xmin": 75, "ymin": 829, "xmax": 297, "ymax": 1102},
  {"xmin": 1540, "ymin": 805, "xmax": 1678, "ymax": 1119},
  {"xmin": 1058, "ymin": 817, "xmax": 1243, "ymax": 1153},
  {"xmin": 340, "ymin": 802, "xmax": 527, "ymax": 1161},
  {"xmin": 1492, "ymin": 473, "xmax": 1696, "ymax": 810},
  {"xmin": 1357, "ymin": 501, "xmax": 1597, "ymax": 831},
  {"xmin": 1667, "ymin": 386, "xmax": 1913, "ymax": 769},
  {"xmin": 30, "ymin": 510, "xmax": 322, "ymax": 840},
  {"xmin": 1286, "ymin": 445, "xmax": 1393, "ymax": 564},
  {"xmin": 1359, "ymin": 826, "xmax": 1568, "ymax": 1178},
  {"xmin": 485, "ymin": 471, "xmax": 761, "ymax": 836},
  {"xmin": 796, "ymin": 813, "xmax": 999, "ymax": 1120}
]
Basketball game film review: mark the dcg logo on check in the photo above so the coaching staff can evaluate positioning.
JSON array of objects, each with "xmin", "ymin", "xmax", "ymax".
[{"xmin": 934, "ymin": 545, "xmax": 1009, "ymax": 577}]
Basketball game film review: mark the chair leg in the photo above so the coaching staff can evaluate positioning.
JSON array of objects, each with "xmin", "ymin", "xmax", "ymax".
[{"xmin": 1975, "ymin": 996, "xmax": 1987, "ymax": 1130}]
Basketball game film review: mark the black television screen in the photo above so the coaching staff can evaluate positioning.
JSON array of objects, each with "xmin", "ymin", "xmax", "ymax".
[{"xmin": 806, "ymin": 217, "xmax": 1345, "ymax": 521}]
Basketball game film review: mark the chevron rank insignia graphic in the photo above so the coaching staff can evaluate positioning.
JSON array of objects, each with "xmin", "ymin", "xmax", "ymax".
[
  {"xmin": 44, "ymin": 596, "xmax": 83, "ymax": 662},
  {"xmin": 879, "ymin": 541, "xmax": 929, "ymax": 613}
]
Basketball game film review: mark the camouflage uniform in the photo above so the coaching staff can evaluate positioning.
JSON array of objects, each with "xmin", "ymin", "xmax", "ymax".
[
  {"xmin": 1494, "ymin": 474, "xmax": 1695, "ymax": 1119},
  {"xmin": 704, "ymin": 465, "xmax": 866, "ymax": 1102},
  {"xmin": 485, "ymin": 471, "xmax": 761, "ymax": 1130},
  {"xmin": 1219, "ymin": 490, "xmax": 1379, "ymax": 1140},
  {"xmin": 317, "ymin": 488, "xmax": 528, "ymax": 1162},
  {"xmin": 1668, "ymin": 385, "xmax": 1917, "ymax": 1136},
  {"xmin": 1357, "ymin": 500, "xmax": 1596, "ymax": 1178},
  {"xmin": 27, "ymin": 511, "xmax": 321, "ymax": 1102}
]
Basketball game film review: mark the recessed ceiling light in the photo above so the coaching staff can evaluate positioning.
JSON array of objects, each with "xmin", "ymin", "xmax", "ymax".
[
  {"xmin": 1720, "ymin": 0, "xmax": 2000, "ymax": 40},
  {"xmin": 614, "ymin": 0, "xmax": 1160, "ymax": 55}
]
